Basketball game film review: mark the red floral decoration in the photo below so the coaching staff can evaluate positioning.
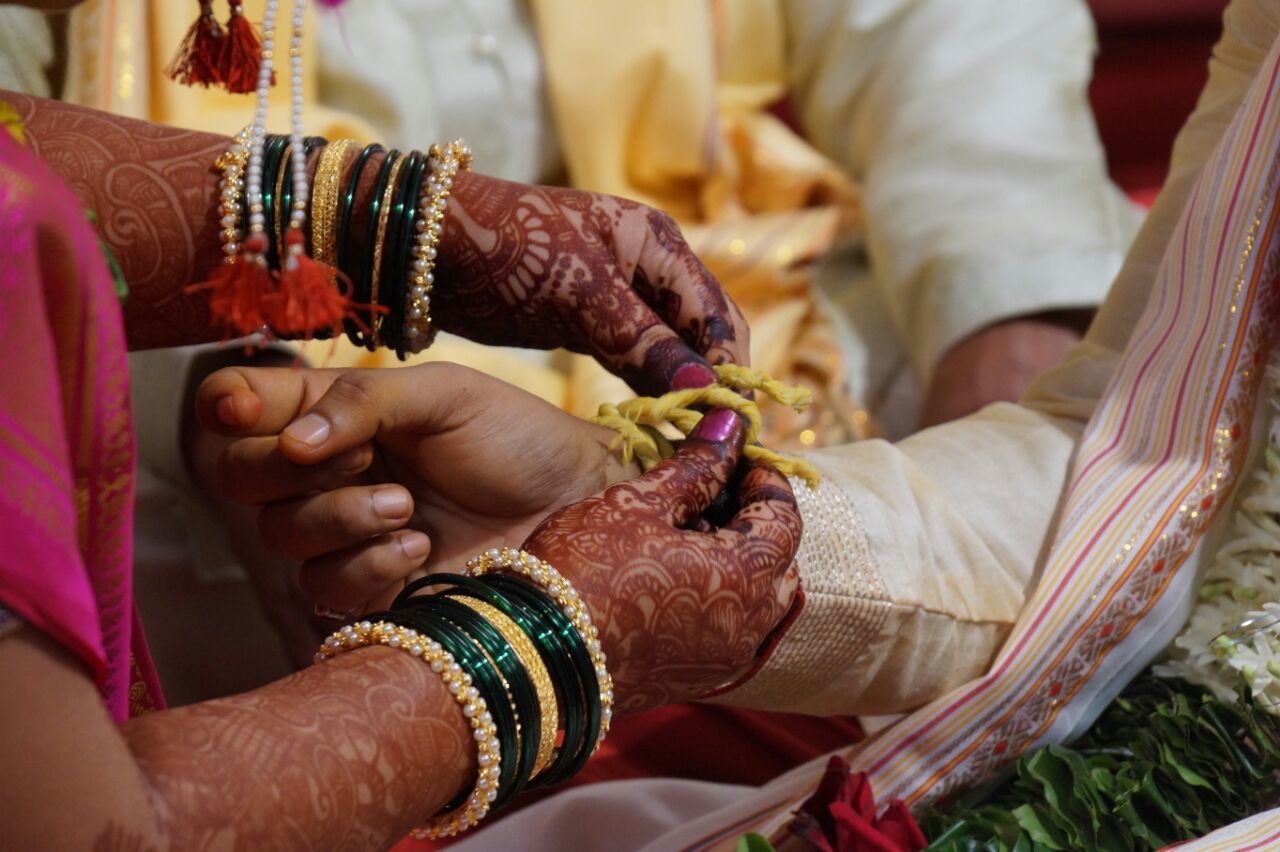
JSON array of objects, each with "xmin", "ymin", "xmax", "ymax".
[{"xmin": 786, "ymin": 756, "xmax": 926, "ymax": 852}]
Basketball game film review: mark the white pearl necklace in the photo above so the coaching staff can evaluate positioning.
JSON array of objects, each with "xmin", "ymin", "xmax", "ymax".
[{"xmin": 242, "ymin": 0, "xmax": 310, "ymax": 267}]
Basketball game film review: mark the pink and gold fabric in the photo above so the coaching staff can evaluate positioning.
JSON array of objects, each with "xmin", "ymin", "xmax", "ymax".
[{"xmin": 0, "ymin": 127, "xmax": 161, "ymax": 721}]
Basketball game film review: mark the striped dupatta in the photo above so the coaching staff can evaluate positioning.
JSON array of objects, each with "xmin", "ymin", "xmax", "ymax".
[{"xmin": 712, "ymin": 18, "xmax": 1280, "ymax": 851}]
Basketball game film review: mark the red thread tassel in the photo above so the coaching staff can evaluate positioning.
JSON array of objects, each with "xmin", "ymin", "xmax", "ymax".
[
  {"xmin": 221, "ymin": 5, "xmax": 269, "ymax": 95},
  {"xmin": 186, "ymin": 254, "xmax": 275, "ymax": 339},
  {"xmin": 266, "ymin": 230, "xmax": 354, "ymax": 337},
  {"xmin": 165, "ymin": 1, "xmax": 225, "ymax": 88}
]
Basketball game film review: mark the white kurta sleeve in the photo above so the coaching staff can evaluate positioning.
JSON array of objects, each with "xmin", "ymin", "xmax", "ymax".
[
  {"xmin": 784, "ymin": 0, "xmax": 1141, "ymax": 382},
  {"xmin": 715, "ymin": 0, "xmax": 1277, "ymax": 717}
]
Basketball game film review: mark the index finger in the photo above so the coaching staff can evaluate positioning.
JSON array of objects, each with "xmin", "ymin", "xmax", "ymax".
[{"xmin": 637, "ymin": 214, "xmax": 751, "ymax": 369}]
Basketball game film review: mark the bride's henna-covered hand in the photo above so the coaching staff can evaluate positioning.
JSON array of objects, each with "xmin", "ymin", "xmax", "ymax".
[
  {"xmin": 12, "ymin": 92, "xmax": 747, "ymax": 384},
  {"xmin": 522, "ymin": 409, "xmax": 803, "ymax": 712},
  {"xmin": 434, "ymin": 172, "xmax": 750, "ymax": 394}
]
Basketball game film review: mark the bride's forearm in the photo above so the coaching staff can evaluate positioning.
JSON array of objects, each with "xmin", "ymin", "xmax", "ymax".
[
  {"xmin": 6, "ymin": 92, "xmax": 390, "ymax": 351},
  {"xmin": 123, "ymin": 645, "xmax": 475, "ymax": 848},
  {"xmin": 1, "ymin": 628, "xmax": 474, "ymax": 850},
  {"xmin": 7, "ymin": 91, "xmax": 228, "ymax": 349}
]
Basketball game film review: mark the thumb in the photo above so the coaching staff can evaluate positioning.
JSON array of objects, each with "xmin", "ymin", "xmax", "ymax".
[
  {"xmin": 277, "ymin": 363, "xmax": 469, "ymax": 464},
  {"xmin": 277, "ymin": 371, "xmax": 390, "ymax": 464},
  {"xmin": 630, "ymin": 409, "xmax": 746, "ymax": 527},
  {"xmin": 196, "ymin": 366, "xmax": 330, "ymax": 436}
]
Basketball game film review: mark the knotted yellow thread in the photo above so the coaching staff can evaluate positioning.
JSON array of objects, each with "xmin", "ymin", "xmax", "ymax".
[{"xmin": 593, "ymin": 364, "xmax": 821, "ymax": 488}]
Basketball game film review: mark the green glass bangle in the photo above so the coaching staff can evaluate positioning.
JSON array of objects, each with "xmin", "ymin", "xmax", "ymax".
[
  {"xmin": 375, "ymin": 149, "xmax": 414, "ymax": 354},
  {"xmin": 440, "ymin": 586, "xmax": 584, "ymax": 790},
  {"xmin": 483, "ymin": 574, "xmax": 601, "ymax": 787},
  {"xmin": 406, "ymin": 595, "xmax": 541, "ymax": 807},
  {"xmin": 338, "ymin": 144, "xmax": 383, "ymax": 289},
  {"xmin": 278, "ymin": 136, "xmax": 328, "ymax": 257},
  {"xmin": 260, "ymin": 134, "xmax": 290, "ymax": 269},
  {"xmin": 362, "ymin": 149, "xmax": 401, "ymax": 350},
  {"xmin": 339, "ymin": 144, "xmax": 384, "ymax": 346},
  {"xmin": 338, "ymin": 143, "xmax": 383, "ymax": 274},
  {"xmin": 384, "ymin": 607, "xmax": 519, "ymax": 814},
  {"xmin": 398, "ymin": 575, "xmax": 587, "ymax": 789},
  {"xmin": 384, "ymin": 151, "xmax": 427, "ymax": 358}
]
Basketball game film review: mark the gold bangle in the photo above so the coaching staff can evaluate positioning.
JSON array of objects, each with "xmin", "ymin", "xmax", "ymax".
[
  {"xmin": 369, "ymin": 154, "xmax": 408, "ymax": 346},
  {"xmin": 464, "ymin": 548, "xmax": 614, "ymax": 746},
  {"xmin": 314, "ymin": 620, "xmax": 502, "ymax": 839},
  {"xmin": 402, "ymin": 139, "xmax": 473, "ymax": 353},
  {"xmin": 453, "ymin": 596, "xmax": 560, "ymax": 778},
  {"xmin": 310, "ymin": 138, "xmax": 358, "ymax": 268},
  {"xmin": 214, "ymin": 129, "xmax": 251, "ymax": 262}
]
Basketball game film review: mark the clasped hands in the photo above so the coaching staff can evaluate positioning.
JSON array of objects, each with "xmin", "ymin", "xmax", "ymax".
[
  {"xmin": 198, "ymin": 364, "xmax": 800, "ymax": 711},
  {"xmin": 195, "ymin": 182, "xmax": 801, "ymax": 711}
]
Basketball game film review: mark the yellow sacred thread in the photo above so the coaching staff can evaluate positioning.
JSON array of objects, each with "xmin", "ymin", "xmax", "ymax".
[
  {"xmin": 593, "ymin": 364, "xmax": 821, "ymax": 488},
  {"xmin": 0, "ymin": 102, "xmax": 26, "ymax": 144}
]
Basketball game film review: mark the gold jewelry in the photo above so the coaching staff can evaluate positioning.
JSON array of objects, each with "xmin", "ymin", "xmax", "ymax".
[
  {"xmin": 454, "ymin": 596, "xmax": 559, "ymax": 777},
  {"xmin": 215, "ymin": 129, "xmax": 252, "ymax": 262},
  {"xmin": 314, "ymin": 620, "xmax": 502, "ymax": 838},
  {"xmin": 310, "ymin": 138, "xmax": 358, "ymax": 267},
  {"xmin": 370, "ymin": 153, "xmax": 408, "ymax": 345},
  {"xmin": 403, "ymin": 139, "xmax": 473, "ymax": 353},
  {"xmin": 464, "ymin": 548, "xmax": 614, "ymax": 745}
]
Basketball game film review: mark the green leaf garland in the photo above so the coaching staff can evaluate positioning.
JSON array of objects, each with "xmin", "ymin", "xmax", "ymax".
[{"xmin": 921, "ymin": 676, "xmax": 1280, "ymax": 851}]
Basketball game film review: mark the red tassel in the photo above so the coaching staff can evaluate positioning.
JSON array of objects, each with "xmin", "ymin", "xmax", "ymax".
[
  {"xmin": 265, "ymin": 230, "xmax": 354, "ymax": 337},
  {"xmin": 165, "ymin": 1, "xmax": 225, "ymax": 88},
  {"xmin": 221, "ymin": 5, "xmax": 270, "ymax": 95},
  {"xmin": 186, "ymin": 252, "xmax": 275, "ymax": 339}
]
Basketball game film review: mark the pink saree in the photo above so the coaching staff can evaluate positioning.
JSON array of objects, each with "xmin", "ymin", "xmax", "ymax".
[{"xmin": 0, "ymin": 128, "xmax": 161, "ymax": 721}]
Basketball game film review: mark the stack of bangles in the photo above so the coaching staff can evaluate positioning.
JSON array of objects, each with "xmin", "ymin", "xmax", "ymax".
[
  {"xmin": 216, "ymin": 131, "xmax": 471, "ymax": 358},
  {"xmin": 313, "ymin": 548, "xmax": 614, "ymax": 839}
]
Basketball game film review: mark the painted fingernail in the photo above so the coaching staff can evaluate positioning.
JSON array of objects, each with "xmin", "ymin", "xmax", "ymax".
[
  {"xmin": 671, "ymin": 362, "xmax": 718, "ymax": 390},
  {"xmin": 400, "ymin": 531, "xmax": 431, "ymax": 560},
  {"xmin": 283, "ymin": 413, "xmax": 330, "ymax": 448},
  {"xmin": 372, "ymin": 487, "xmax": 411, "ymax": 519},
  {"xmin": 690, "ymin": 408, "xmax": 743, "ymax": 447}
]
